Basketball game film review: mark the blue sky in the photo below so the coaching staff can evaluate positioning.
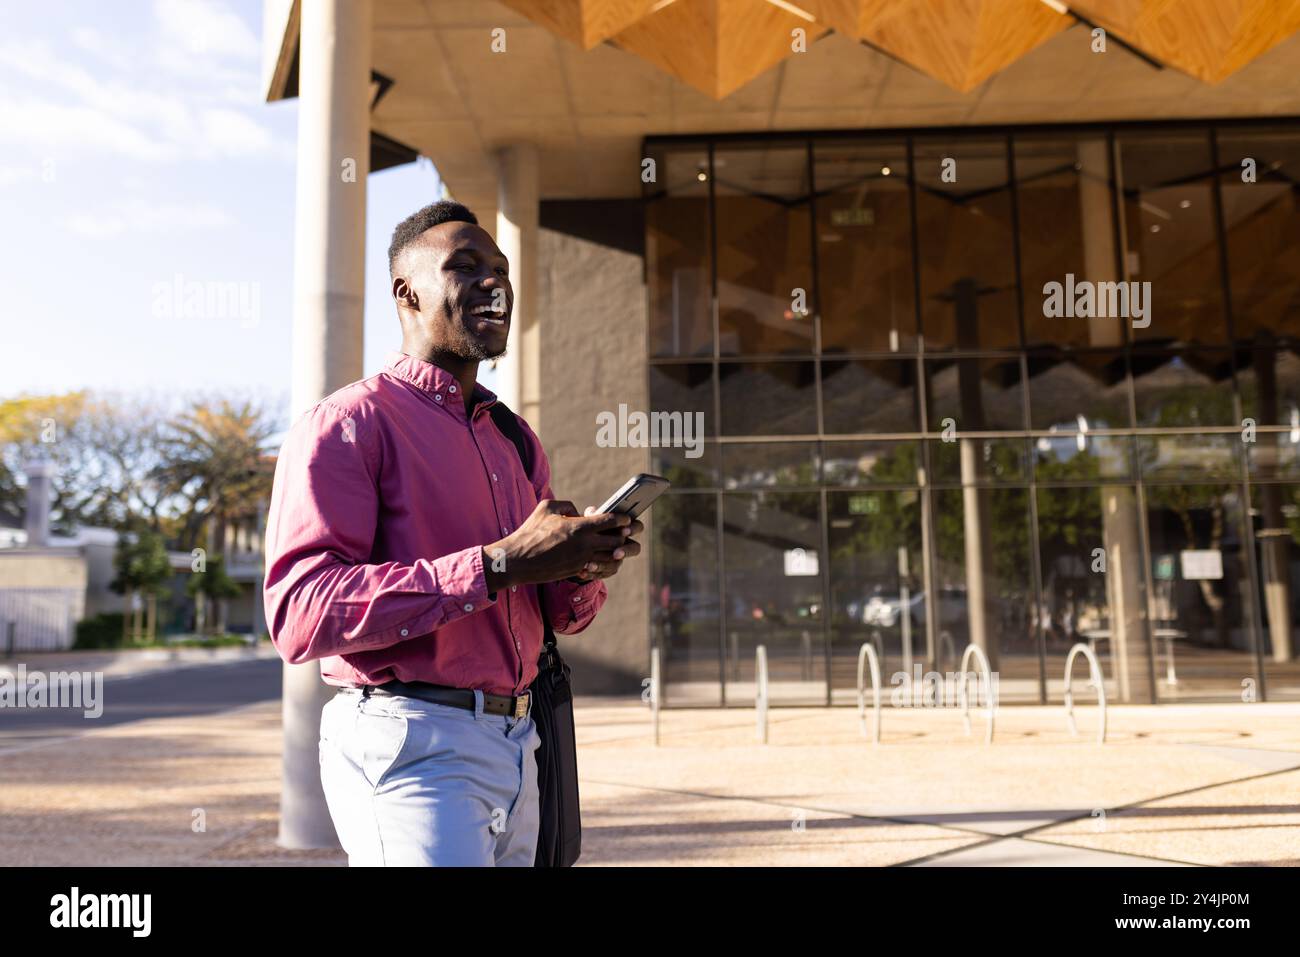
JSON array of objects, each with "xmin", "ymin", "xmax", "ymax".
[{"xmin": 0, "ymin": 0, "xmax": 480, "ymax": 425}]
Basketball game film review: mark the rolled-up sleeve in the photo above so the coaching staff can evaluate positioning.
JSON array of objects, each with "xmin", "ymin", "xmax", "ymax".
[
  {"xmin": 263, "ymin": 401, "xmax": 494, "ymax": 664},
  {"xmin": 513, "ymin": 416, "xmax": 609, "ymax": 635}
]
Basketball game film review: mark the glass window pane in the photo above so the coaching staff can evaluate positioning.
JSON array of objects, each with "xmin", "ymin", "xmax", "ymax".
[
  {"xmin": 931, "ymin": 486, "xmax": 1038, "ymax": 702},
  {"xmin": 721, "ymin": 491, "xmax": 825, "ymax": 705},
  {"xmin": 1117, "ymin": 132, "xmax": 1227, "ymax": 346},
  {"xmin": 1216, "ymin": 128, "xmax": 1300, "ymax": 345},
  {"xmin": 1252, "ymin": 482, "xmax": 1300, "ymax": 699},
  {"xmin": 822, "ymin": 358, "xmax": 919, "ymax": 434},
  {"xmin": 925, "ymin": 356, "xmax": 1025, "ymax": 431},
  {"xmin": 715, "ymin": 144, "xmax": 814, "ymax": 356},
  {"xmin": 1016, "ymin": 134, "xmax": 1129, "ymax": 349},
  {"xmin": 646, "ymin": 145, "xmax": 713, "ymax": 357},
  {"xmin": 1036, "ymin": 484, "xmax": 1153, "ymax": 703},
  {"xmin": 1026, "ymin": 349, "xmax": 1131, "ymax": 430},
  {"xmin": 1146, "ymin": 483, "xmax": 1258, "ymax": 701},
  {"xmin": 1137, "ymin": 433, "xmax": 1241, "ymax": 482},
  {"xmin": 822, "ymin": 441, "xmax": 921, "ymax": 486},
  {"xmin": 718, "ymin": 361, "xmax": 817, "ymax": 435},
  {"xmin": 652, "ymin": 493, "xmax": 721, "ymax": 707},
  {"xmin": 652, "ymin": 442, "xmax": 719, "ymax": 489},
  {"xmin": 814, "ymin": 141, "xmax": 916, "ymax": 353},
  {"xmin": 722, "ymin": 442, "xmax": 818, "ymax": 489},
  {"xmin": 1132, "ymin": 349, "xmax": 1237, "ymax": 426},
  {"xmin": 827, "ymin": 489, "xmax": 923, "ymax": 698},
  {"xmin": 913, "ymin": 137, "xmax": 1019, "ymax": 351},
  {"xmin": 928, "ymin": 437, "xmax": 1028, "ymax": 485},
  {"xmin": 1033, "ymin": 435, "xmax": 1135, "ymax": 482},
  {"xmin": 1237, "ymin": 342, "xmax": 1300, "ymax": 428},
  {"xmin": 649, "ymin": 362, "xmax": 715, "ymax": 436}
]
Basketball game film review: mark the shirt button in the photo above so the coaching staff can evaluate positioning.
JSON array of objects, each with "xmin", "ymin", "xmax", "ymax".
[
  {"xmin": 400, "ymin": 628, "xmax": 409, "ymax": 636},
  {"xmin": 510, "ymin": 586, "xmax": 517, "ymax": 593},
  {"xmin": 434, "ymin": 393, "xmax": 443, "ymax": 403},
  {"xmin": 501, "ymin": 526, "xmax": 508, "ymax": 534},
  {"xmin": 449, "ymin": 384, "xmax": 457, "ymax": 393},
  {"xmin": 492, "ymin": 473, "xmax": 498, "ymax": 481},
  {"xmin": 573, "ymin": 595, "xmax": 583, "ymax": 603},
  {"xmin": 463, "ymin": 603, "xmax": 474, "ymax": 612}
]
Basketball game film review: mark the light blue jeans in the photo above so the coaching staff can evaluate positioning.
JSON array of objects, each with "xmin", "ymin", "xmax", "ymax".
[{"xmin": 319, "ymin": 687, "xmax": 541, "ymax": 866}]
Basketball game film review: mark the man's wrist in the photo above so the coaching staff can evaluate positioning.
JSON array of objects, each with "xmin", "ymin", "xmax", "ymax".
[{"xmin": 482, "ymin": 543, "xmax": 515, "ymax": 592}]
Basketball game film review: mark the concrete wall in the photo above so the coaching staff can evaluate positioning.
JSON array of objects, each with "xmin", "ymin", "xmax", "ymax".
[
  {"xmin": 535, "ymin": 222, "xmax": 649, "ymax": 695},
  {"xmin": 0, "ymin": 550, "xmax": 88, "ymax": 651}
]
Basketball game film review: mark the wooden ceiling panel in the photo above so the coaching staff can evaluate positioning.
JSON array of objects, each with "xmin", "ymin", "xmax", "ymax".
[
  {"xmin": 1070, "ymin": 0, "xmax": 1300, "ymax": 83},
  {"xmin": 808, "ymin": 0, "xmax": 1073, "ymax": 92},
  {"xmin": 500, "ymin": 0, "xmax": 662, "ymax": 49},
  {"xmin": 610, "ymin": 0, "xmax": 830, "ymax": 99}
]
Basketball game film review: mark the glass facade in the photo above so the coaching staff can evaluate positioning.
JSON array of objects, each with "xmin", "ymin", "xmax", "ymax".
[{"xmin": 644, "ymin": 122, "xmax": 1300, "ymax": 707}]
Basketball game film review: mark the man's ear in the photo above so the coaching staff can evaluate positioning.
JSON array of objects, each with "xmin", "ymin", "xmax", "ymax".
[{"xmin": 392, "ymin": 276, "xmax": 419, "ymax": 310}]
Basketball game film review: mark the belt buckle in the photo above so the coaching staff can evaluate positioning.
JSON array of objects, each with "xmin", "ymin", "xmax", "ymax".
[{"xmin": 514, "ymin": 693, "xmax": 530, "ymax": 719}]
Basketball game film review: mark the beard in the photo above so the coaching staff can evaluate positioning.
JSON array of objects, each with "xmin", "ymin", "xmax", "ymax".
[{"xmin": 444, "ymin": 317, "xmax": 508, "ymax": 361}]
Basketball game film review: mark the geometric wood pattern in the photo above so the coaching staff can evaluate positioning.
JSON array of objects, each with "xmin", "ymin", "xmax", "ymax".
[
  {"xmin": 1070, "ymin": 0, "xmax": 1300, "ymax": 83},
  {"xmin": 503, "ymin": 0, "xmax": 1300, "ymax": 97},
  {"xmin": 611, "ymin": 0, "xmax": 830, "ymax": 99},
  {"xmin": 499, "ymin": 0, "xmax": 661, "ymax": 49},
  {"xmin": 806, "ymin": 0, "xmax": 1073, "ymax": 92}
]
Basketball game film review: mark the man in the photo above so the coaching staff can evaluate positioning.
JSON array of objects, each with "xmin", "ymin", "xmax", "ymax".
[{"xmin": 263, "ymin": 200, "xmax": 640, "ymax": 866}]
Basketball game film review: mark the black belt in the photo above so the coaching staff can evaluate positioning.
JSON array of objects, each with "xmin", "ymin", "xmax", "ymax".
[{"xmin": 359, "ymin": 679, "xmax": 531, "ymax": 719}]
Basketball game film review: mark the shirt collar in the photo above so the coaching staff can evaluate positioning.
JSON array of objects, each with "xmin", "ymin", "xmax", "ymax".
[{"xmin": 384, "ymin": 351, "xmax": 498, "ymax": 421}]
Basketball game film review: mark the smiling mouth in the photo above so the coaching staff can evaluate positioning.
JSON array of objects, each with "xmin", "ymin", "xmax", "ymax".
[{"xmin": 468, "ymin": 303, "xmax": 508, "ymax": 325}]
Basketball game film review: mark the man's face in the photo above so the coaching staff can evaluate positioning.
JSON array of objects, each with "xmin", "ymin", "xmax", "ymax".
[{"xmin": 396, "ymin": 221, "xmax": 513, "ymax": 361}]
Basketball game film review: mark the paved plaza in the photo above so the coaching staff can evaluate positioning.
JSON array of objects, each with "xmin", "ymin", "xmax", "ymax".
[{"xmin": 2, "ymin": 661, "xmax": 1296, "ymax": 866}]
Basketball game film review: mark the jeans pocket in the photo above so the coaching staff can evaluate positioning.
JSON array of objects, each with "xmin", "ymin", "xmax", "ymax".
[{"xmin": 357, "ymin": 707, "xmax": 410, "ymax": 790}]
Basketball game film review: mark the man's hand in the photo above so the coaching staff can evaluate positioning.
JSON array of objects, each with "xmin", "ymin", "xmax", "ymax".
[
  {"xmin": 482, "ymin": 499, "xmax": 641, "ymax": 592},
  {"xmin": 569, "ymin": 505, "xmax": 643, "ymax": 582}
]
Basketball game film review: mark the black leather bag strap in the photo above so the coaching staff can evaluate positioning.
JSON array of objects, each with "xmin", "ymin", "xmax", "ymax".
[
  {"xmin": 489, "ymin": 400, "xmax": 581, "ymax": 867},
  {"xmin": 488, "ymin": 401, "xmax": 534, "ymax": 485},
  {"xmin": 488, "ymin": 401, "xmax": 554, "ymax": 659}
]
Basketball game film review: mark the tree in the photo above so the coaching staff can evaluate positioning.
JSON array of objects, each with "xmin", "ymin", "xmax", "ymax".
[
  {"xmin": 110, "ymin": 528, "xmax": 173, "ymax": 642},
  {"xmin": 186, "ymin": 554, "xmax": 243, "ymax": 635},
  {"xmin": 156, "ymin": 398, "xmax": 277, "ymax": 554}
]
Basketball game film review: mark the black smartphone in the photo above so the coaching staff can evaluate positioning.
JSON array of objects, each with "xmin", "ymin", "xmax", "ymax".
[{"xmin": 596, "ymin": 473, "xmax": 670, "ymax": 519}]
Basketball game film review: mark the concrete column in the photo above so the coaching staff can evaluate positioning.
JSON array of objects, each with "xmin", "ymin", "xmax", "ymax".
[
  {"xmin": 495, "ymin": 143, "xmax": 540, "ymax": 429},
  {"xmin": 1079, "ymin": 138, "xmax": 1152, "ymax": 701},
  {"xmin": 281, "ymin": 0, "xmax": 372, "ymax": 850}
]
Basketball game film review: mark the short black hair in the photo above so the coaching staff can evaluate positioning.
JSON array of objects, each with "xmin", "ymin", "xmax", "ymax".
[{"xmin": 388, "ymin": 200, "xmax": 478, "ymax": 274}]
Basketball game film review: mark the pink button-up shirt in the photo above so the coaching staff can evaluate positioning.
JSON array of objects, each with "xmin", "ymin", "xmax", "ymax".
[{"xmin": 263, "ymin": 352, "xmax": 607, "ymax": 696}]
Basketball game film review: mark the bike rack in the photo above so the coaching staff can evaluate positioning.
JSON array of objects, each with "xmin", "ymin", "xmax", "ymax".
[
  {"xmin": 649, "ymin": 645, "xmax": 661, "ymax": 746},
  {"xmin": 755, "ymin": 644, "xmax": 769, "ymax": 744},
  {"xmin": 957, "ymin": 643, "xmax": 996, "ymax": 744},
  {"xmin": 938, "ymin": 629, "xmax": 957, "ymax": 670},
  {"xmin": 856, "ymin": 641, "xmax": 882, "ymax": 744},
  {"xmin": 1064, "ymin": 642, "xmax": 1107, "ymax": 744}
]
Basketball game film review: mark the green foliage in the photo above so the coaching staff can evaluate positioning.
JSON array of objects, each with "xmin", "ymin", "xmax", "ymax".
[
  {"xmin": 185, "ymin": 553, "xmax": 243, "ymax": 601},
  {"xmin": 73, "ymin": 612, "xmax": 127, "ymax": 650},
  {"xmin": 111, "ymin": 528, "xmax": 173, "ymax": 596}
]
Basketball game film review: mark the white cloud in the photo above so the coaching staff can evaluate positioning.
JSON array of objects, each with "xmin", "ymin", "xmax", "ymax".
[
  {"xmin": 153, "ymin": 0, "xmax": 259, "ymax": 60},
  {"xmin": 67, "ymin": 198, "xmax": 236, "ymax": 239},
  {"xmin": 0, "ymin": 22, "xmax": 283, "ymax": 164},
  {"xmin": 0, "ymin": 86, "xmax": 179, "ymax": 161}
]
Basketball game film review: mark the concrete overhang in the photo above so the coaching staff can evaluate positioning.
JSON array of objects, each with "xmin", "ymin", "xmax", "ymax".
[{"xmin": 265, "ymin": 0, "xmax": 1300, "ymax": 223}]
